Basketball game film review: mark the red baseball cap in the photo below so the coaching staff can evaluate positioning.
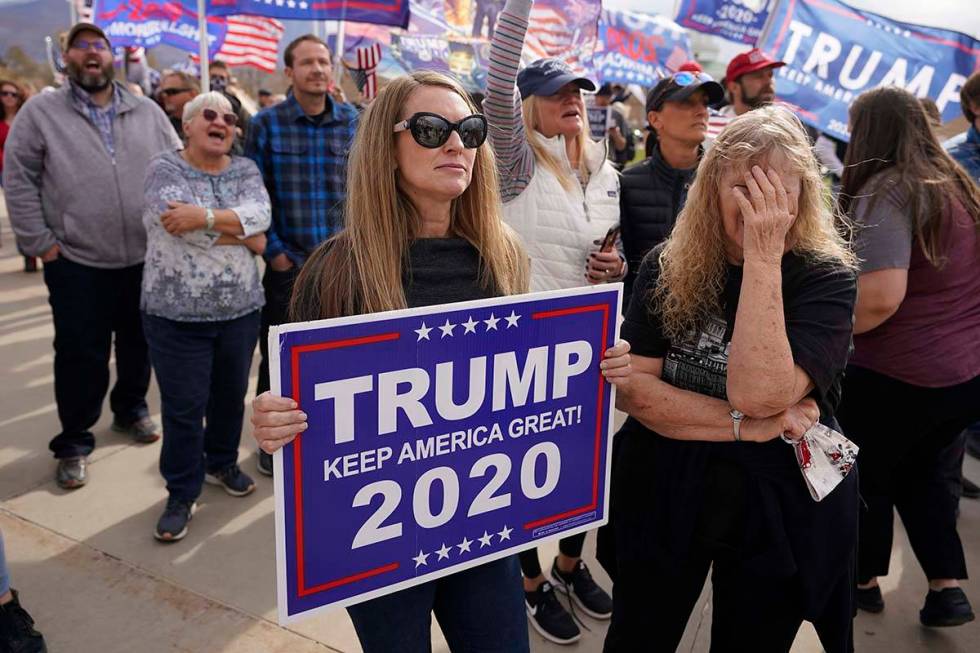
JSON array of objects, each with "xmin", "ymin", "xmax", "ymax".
[
  {"xmin": 677, "ymin": 60, "xmax": 703, "ymax": 73},
  {"xmin": 726, "ymin": 48, "xmax": 785, "ymax": 82}
]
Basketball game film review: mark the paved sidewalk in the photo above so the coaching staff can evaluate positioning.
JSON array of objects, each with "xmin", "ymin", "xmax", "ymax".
[{"xmin": 0, "ymin": 202, "xmax": 977, "ymax": 652}]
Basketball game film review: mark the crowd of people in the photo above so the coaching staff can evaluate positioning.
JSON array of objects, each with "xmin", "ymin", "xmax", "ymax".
[{"xmin": 1, "ymin": 0, "xmax": 979, "ymax": 649}]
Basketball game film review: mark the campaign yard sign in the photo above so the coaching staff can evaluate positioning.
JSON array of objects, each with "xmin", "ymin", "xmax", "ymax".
[
  {"xmin": 269, "ymin": 285, "xmax": 622, "ymax": 623},
  {"xmin": 758, "ymin": 0, "xmax": 980, "ymax": 141}
]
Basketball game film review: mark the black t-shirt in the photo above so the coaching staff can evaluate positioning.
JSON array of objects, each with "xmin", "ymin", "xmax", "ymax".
[
  {"xmin": 623, "ymin": 246, "xmax": 857, "ymax": 420},
  {"xmin": 606, "ymin": 245, "xmax": 858, "ymax": 619}
]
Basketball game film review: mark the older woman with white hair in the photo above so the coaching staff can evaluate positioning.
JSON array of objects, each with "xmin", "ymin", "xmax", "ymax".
[{"xmin": 141, "ymin": 91, "xmax": 271, "ymax": 542}]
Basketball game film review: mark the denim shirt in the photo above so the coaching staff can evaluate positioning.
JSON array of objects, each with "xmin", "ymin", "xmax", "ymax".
[
  {"xmin": 141, "ymin": 150, "xmax": 271, "ymax": 322},
  {"xmin": 945, "ymin": 125, "xmax": 980, "ymax": 184}
]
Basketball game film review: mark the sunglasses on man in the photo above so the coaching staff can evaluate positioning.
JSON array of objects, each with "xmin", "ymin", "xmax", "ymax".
[
  {"xmin": 393, "ymin": 112, "xmax": 488, "ymax": 149},
  {"xmin": 200, "ymin": 108, "xmax": 238, "ymax": 127},
  {"xmin": 69, "ymin": 39, "xmax": 108, "ymax": 52}
]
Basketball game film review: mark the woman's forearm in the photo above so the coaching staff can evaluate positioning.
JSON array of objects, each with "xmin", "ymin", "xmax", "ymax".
[
  {"xmin": 212, "ymin": 208, "xmax": 244, "ymax": 236},
  {"xmin": 619, "ymin": 371, "xmax": 774, "ymax": 442},
  {"xmin": 726, "ymin": 259, "xmax": 798, "ymax": 416}
]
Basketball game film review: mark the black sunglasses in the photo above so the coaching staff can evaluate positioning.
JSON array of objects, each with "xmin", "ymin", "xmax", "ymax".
[
  {"xmin": 160, "ymin": 87, "xmax": 192, "ymax": 97},
  {"xmin": 0, "ymin": 90, "xmax": 20, "ymax": 99},
  {"xmin": 393, "ymin": 112, "xmax": 488, "ymax": 149},
  {"xmin": 201, "ymin": 108, "xmax": 238, "ymax": 127}
]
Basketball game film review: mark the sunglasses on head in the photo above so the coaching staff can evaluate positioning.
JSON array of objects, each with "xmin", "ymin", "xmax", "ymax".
[
  {"xmin": 393, "ymin": 112, "xmax": 488, "ymax": 149},
  {"xmin": 649, "ymin": 71, "xmax": 716, "ymax": 111},
  {"xmin": 70, "ymin": 39, "xmax": 108, "ymax": 52},
  {"xmin": 161, "ymin": 87, "xmax": 192, "ymax": 97},
  {"xmin": 201, "ymin": 108, "xmax": 238, "ymax": 127}
]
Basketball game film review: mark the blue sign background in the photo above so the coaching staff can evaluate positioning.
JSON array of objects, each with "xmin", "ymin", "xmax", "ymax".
[
  {"xmin": 675, "ymin": 0, "xmax": 773, "ymax": 45},
  {"xmin": 272, "ymin": 287, "xmax": 620, "ymax": 621},
  {"xmin": 95, "ymin": 1, "xmax": 228, "ymax": 56},
  {"xmin": 596, "ymin": 8, "xmax": 694, "ymax": 87},
  {"xmin": 208, "ymin": 0, "xmax": 410, "ymax": 28},
  {"xmin": 758, "ymin": 0, "xmax": 980, "ymax": 141}
]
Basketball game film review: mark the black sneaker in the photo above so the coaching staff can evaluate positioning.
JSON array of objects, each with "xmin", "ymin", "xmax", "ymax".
[
  {"xmin": 920, "ymin": 587, "xmax": 975, "ymax": 627},
  {"xmin": 154, "ymin": 497, "xmax": 196, "ymax": 542},
  {"xmin": 525, "ymin": 581, "xmax": 581, "ymax": 645},
  {"xmin": 205, "ymin": 464, "xmax": 256, "ymax": 497},
  {"xmin": 550, "ymin": 558, "xmax": 613, "ymax": 619},
  {"xmin": 256, "ymin": 450, "xmax": 273, "ymax": 477},
  {"xmin": 0, "ymin": 589, "xmax": 47, "ymax": 653},
  {"xmin": 856, "ymin": 585, "xmax": 885, "ymax": 613}
]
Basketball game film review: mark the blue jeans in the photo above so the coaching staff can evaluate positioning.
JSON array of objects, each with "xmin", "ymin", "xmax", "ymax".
[
  {"xmin": 142, "ymin": 311, "xmax": 260, "ymax": 502},
  {"xmin": 0, "ymin": 530, "xmax": 10, "ymax": 596},
  {"xmin": 347, "ymin": 555, "xmax": 529, "ymax": 653}
]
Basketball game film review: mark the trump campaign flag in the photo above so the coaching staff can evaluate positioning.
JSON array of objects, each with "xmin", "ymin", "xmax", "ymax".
[
  {"xmin": 269, "ymin": 285, "xmax": 621, "ymax": 621},
  {"xmin": 758, "ymin": 0, "xmax": 980, "ymax": 141},
  {"xmin": 595, "ymin": 9, "xmax": 694, "ymax": 87},
  {"xmin": 95, "ymin": 0, "xmax": 227, "ymax": 57},
  {"xmin": 208, "ymin": 0, "xmax": 411, "ymax": 28},
  {"xmin": 675, "ymin": 0, "xmax": 775, "ymax": 45}
]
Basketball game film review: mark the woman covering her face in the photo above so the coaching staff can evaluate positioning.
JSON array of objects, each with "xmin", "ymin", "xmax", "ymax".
[{"xmin": 601, "ymin": 106, "xmax": 860, "ymax": 652}]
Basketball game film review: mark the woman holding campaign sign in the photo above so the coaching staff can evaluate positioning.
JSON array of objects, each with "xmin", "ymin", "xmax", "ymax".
[
  {"xmin": 249, "ymin": 69, "xmax": 633, "ymax": 652},
  {"xmin": 484, "ymin": 0, "xmax": 623, "ymax": 643},
  {"xmin": 836, "ymin": 87, "xmax": 980, "ymax": 628},
  {"xmin": 601, "ymin": 106, "xmax": 860, "ymax": 652}
]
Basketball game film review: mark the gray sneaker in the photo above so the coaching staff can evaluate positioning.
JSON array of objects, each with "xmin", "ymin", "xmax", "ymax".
[
  {"xmin": 111, "ymin": 415, "xmax": 161, "ymax": 444},
  {"xmin": 55, "ymin": 457, "xmax": 87, "ymax": 490}
]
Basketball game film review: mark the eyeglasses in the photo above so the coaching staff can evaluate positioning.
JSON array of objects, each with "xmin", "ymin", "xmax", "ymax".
[
  {"xmin": 160, "ymin": 87, "xmax": 192, "ymax": 97},
  {"xmin": 201, "ymin": 108, "xmax": 238, "ymax": 127},
  {"xmin": 393, "ymin": 112, "xmax": 488, "ymax": 149},
  {"xmin": 70, "ymin": 39, "xmax": 108, "ymax": 52},
  {"xmin": 0, "ymin": 91, "xmax": 20, "ymax": 99},
  {"xmin": 649, "ymin": 71, "xmax": 716, "ymax": 110}
]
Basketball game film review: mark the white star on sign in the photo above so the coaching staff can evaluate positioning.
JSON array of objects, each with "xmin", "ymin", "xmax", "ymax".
[
  {"xmin": 414, "ymin": 322, "xmax": 432, "ymax": 341},
  {"xmin": 478, "ymin": 531, "xmax": 493, "ymax": 548},
  {"xmin": 413, "ymin": 549, "xmax": 429, "ymax": 568},
  {"xmin": 439, "ymin": 319, "xmax": 457, "ymax": 338},
  {"xmin": 287, "ymin": 0, "xmax": 295, "ymax": 6},
  {"xmin": 436, "ymin": 543, "xmax": 452, "ymax": 561},
  {"xmin": 497, "ymin": 525, "xmax": 513, "ymax": 542},
  {"xmin": 505, "ymin": 311, "xmax": 521, "ymax": 328},
  {"xmin": 299, "ymin": 0, "xmax": 308, "ymax": 6},
  {"xmin": 457, "ymin": 536, "xmax": 473, "ymax": 554},
  {"xmin": 484, "ymin": 313, "xmax": 500, "ymax": 331},
  {"xmin": 461, "ymin": 316, "xmax": 478, "ymax": 334}
]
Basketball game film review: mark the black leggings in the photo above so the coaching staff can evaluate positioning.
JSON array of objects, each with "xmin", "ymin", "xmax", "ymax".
[
  {"xmin": 836, "ymin": 367, "xmax": 980, "ymax": 582},
  {"xmin": 518, "ymin": 533, "xmax": 587, "ymax": 579}
]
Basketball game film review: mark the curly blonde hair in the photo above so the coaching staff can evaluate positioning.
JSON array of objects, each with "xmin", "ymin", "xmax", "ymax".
[{"xmin": 653, "ymin": 105, "xmax": 855, "ymax": 341}]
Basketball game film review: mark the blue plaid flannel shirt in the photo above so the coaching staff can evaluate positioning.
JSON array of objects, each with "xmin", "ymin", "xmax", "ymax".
[
  {"xmin": 245, "ymin": 94, "xmax": 360, "ymax": 264},
  {"xmin": 70, "ymin": 81, "xmax": 120, "ymax": 159}
]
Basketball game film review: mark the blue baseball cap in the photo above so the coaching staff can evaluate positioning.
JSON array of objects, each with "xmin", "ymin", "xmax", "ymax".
[{"xmin": 516, "ymin": 58, "xmax": 597, "ymax": 99}]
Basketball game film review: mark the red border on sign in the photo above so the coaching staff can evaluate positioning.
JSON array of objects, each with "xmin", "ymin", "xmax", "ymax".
[
  {"xmin": 523, "ymin": 303, "xmax": 610, "ymax": 530},
  {"xmin": 290, "ymin": 332, "xmax": 401, "ymax": 598}
]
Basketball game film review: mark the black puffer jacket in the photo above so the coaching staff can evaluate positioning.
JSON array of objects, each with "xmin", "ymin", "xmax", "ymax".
[{"xmin": 620, "ymin": 146, "xmax": 698, "ymax": 304}]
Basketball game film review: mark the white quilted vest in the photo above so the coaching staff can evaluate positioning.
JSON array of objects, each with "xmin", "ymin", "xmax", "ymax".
[{"xmin": 503, "ymin": 134, "xmax": 621, "ymax": 291}]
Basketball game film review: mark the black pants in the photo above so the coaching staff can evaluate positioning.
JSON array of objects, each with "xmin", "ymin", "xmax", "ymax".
[
  {"xmin": 42, "ymin": 258, "xmax": 150, "ymax": 459},
  {"xmin": 143, "ymin": 311, "xmax": 260, "ymax": 502},
  {"xmin": 837, "ymin": 366, "xmax": 980, "ymax": 582},
  {"xmin": 518, "ymin": 533, "xmax": 587, "ymax": 579},
  {"xmin": 256, "ymin": 266, "xmax": 300, "ymax": 396}
]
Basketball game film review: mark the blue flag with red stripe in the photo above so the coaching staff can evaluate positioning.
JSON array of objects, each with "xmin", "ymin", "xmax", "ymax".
[{"xmin": 208, "ymin": 0, "xmax": 410, "ymax": 28}]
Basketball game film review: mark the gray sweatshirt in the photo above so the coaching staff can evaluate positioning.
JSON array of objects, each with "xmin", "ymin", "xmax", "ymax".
[{"xmin": 2, "ymin": 81, "xmax": 181, "ymax": 268}]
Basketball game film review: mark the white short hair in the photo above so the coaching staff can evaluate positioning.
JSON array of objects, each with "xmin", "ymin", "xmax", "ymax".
[{"xmin": 182, "ymin": 91, "xmax": 233, "ymax": 125}]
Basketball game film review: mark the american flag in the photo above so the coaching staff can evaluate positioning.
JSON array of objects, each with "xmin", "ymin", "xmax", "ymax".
[
  {"xmin": 345, "ymin": 43, "xmax": 382, "ymax": 100},
  {"xmin": 524, "ymin": 1, "xmax": 599, "ymax": 74},
  {"xmin": 194, "ymin": 15, "xmax": 285, "ymax": 73}
]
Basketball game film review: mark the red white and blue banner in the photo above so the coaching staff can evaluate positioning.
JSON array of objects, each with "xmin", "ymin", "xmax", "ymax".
[
  {"xmin": 208, "ymin": 0, "xmax": 410, "ymax": 28},
  {"xmin": 95, "ymin": 0, "xmax": 228, "ymax": 58},
  {"xmin": 758, "ymin": 0, "xmax": 980, "ymax": 141},
  {"xmin": 270, "ymin": 285, "xmax": 621, "ymax": 622},
  {"xmin": 675, "ymin": 0, "xmax": 774, "ymax": 46},
  {"xmin": 596, "ymin": 8, "xmax": 694, "ymax": 87}
]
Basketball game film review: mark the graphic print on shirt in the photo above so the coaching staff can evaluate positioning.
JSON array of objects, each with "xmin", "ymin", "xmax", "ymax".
[{"xmin": 661, "ymin": 315, "xmax": 731, "ymax": 400}]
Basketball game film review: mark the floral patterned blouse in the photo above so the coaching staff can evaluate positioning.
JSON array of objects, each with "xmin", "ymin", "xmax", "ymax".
[{"xmin": 141, "ymin": 150, "xmax": 271, "ymax": 322}]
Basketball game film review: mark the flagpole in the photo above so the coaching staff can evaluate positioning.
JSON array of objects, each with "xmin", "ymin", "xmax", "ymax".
[
  {"xmin": 198, "ymin": 0, "xmax": 210, "ymax": 91},
  {"xmin": 334, "ymin": 21, "xmax": 346, "ymax": 73}
]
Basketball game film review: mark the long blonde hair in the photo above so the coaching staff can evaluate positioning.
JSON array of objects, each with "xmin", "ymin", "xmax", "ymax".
[
  {"xmin": 653, "ymin": 105, "xmax": 855, "ymax": 342},
  {"xmin": 522, "ymin": 94, "xmax": 591, "ymax": 191},
  {"xmin": 291, "ymin": 71, "xmax": 529, "ymax": 321}
]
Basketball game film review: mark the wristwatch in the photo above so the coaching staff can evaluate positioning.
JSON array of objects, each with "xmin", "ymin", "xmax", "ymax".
[
  {"xmin": 205, "ymin": 208, "xmax": 215, "ymax": 230},
  {"xmin": 729, "ymin": 409, "xmax": 745, "ymax": 442}
]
